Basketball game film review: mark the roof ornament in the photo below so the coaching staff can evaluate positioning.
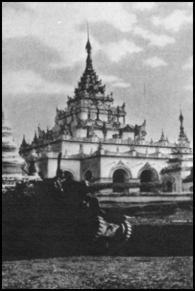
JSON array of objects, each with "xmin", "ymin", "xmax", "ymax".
[
  {"xmin": 179, "ymin": 109, "xmax": 184, "ymax": 135},
  {"xmin": 86, "ymin": 21, "xmax": 92, "ymax": 59},
  {"xmin": 159, "ymin": 128, "xmax": 165, "ymax": 141},
  {"xmin": 178, "ymin": 108, "xmax": 190, "ymax": 146}
]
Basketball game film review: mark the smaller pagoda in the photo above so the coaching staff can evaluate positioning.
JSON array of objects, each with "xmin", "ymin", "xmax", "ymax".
[
  {"xmin": 2, "ymin": 111, "xmax": 25, "ymax": 189},
  {"xmin": 177, "ymin": 110, "xmax": 190, "ymax": 147}
]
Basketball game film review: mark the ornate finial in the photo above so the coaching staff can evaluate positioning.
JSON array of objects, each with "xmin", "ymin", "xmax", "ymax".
[
  {"xmin": 178, "ymin": 109, "xmax": 190, "ymax": 145},
  {"xmin": 179, "ymin": 109, "xmax": 183, "ymax": 122},
  {"xmin": 179, "ymin": 109, "xmax": 184, "ymax": 136},
  {"xmin": 86, "ymin": 22, "xmax": 92, "ymax": 54}
]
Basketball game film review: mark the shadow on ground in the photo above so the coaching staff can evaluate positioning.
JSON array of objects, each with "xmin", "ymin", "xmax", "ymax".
[{"xmin": 2, "ymin": 187, "xmax": 193, "ymax": 261}]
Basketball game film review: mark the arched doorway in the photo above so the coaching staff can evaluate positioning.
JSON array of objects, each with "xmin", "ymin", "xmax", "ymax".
[
  {"xmin": 112, "ymin": 169, "xmax": 130, "ymax": 192},
  {"xmin": 166, "ymin": 180, "xmax": 173, "ymax": 192},
  {"xmin": 139, "ymin": 167, "xmax": 159, "ymax": 192},
  {"xmin": 140, "ymin": 169, "xmax": 157, "ymax": 183},
  {"xmin": 162, "ymin": 175, "xmax": 175, "ymax": 193},
  {"xmin": 63, "ymin": 171, "xmax": 74, "ymax": 181}
]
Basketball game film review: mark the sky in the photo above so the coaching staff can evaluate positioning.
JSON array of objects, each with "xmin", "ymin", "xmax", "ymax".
[{"xmin": 2, "ymin": 2, "xmax": 193, "ymax": 146}]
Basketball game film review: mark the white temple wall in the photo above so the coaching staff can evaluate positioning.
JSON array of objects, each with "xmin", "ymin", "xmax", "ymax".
[
  {"xmin": 100, "ymin": 156, "xmax": 168, "ymax": 180},
  {"xmin": 82, "ymin": 143, "xmax": 98, "ymax": 154},
  {"xmin": 60, "ymin": 159, "xmax": 81, "ymax": 181},
  {"xmin": 62, "ymin": 141, "xmax": 98, "ymax": 155},
  {"xmin": 106, "ymin": 130, "xmax": 117, "ymax": 139},
  {"xmin": 102, "ymin": 143, "xmax": 130, "ymax": 153},
  {"xmin": 61, "ymin": 141, "xmax": 80, "ymax": 155},
  {"xmin": 121, "ymin": 132, "xmax": 134, "ymax": 140},
  {"xmin": 36, "ymin": 156, "xmax": 81, "ymax": 180},
  {"xmin": 94, "ymin": 129, "xmax": 104, "ymax": 139},
  {"xmin": 47, "ymin": 158, "xmax": 59, "ymax": 178},
  {"xmin": 91, "ymin": 111, "xmax": 97, "ymax": 120},
  {"xmin": 99, "ymin": 114, "xmax": 108, "ymax": 122},
  {"xmin": 75, "ymin": 128, "xmax": 87, "ymax": 138},
  {"xmin": 158, "ymin": 147, "xmax": 172, "ymax": 155},
  {"xmin": 35, "ymin": 158, "xmax": 49, "ymax": 178}
]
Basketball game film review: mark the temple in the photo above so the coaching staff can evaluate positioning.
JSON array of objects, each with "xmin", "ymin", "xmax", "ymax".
[
  {"xmin": 19, "ymin": 37, "xmax": 193, "ymax": 193},
  {"xmin": 2, "ymin": 112, "xmax": 25, "ymax": 188}
]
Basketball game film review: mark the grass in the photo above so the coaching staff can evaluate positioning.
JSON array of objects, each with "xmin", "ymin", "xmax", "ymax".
[{"xmin": 2, "ymin": 256, "xmax": 193, "ymax": 289}]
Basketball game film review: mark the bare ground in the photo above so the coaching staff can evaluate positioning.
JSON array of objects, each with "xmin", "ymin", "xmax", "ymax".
[{"xmin": 2, "ymin": 256, "xmax": 193, "ymax": 289}]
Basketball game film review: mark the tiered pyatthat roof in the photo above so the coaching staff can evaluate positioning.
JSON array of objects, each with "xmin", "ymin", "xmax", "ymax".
[
  {"xmin": 159, "ymin": 129, "xmax": 165, "ymax": 142},
  {"xmin": 178, "ymin": 110, "xmax": 189, "ymax": 145},
  {"xmin": 2, "ymin": 111, "xmax": 24, "ymax": 175},
  {"xmin": 158, "ymin": 129, "xmax": 168, "ymax": 143},
  {"xmin": 74, "ymin": 37, "xmax": 106, "ymax": 98},
  {"xmin": 2, "ymin": 111, "xmax": 18, "ymax": 151}
]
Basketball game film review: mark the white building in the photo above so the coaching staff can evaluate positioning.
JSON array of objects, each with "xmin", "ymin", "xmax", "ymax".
[{"xmin": 19, "ymin": 38, "xmax": 193, "ymax": 193}]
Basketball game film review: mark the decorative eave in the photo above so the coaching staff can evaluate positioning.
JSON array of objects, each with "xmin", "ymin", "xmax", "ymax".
[{"xmin": 161, "ymin": 165, "xmax": 182, "ymax": 174}]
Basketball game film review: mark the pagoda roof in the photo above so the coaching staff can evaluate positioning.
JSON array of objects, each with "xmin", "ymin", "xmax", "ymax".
[{"xmin": 74, "ymin": 38, "xmax": 106, "ymax": 99}]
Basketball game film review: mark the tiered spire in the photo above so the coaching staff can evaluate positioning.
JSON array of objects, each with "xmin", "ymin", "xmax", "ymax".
[
  {"xmin": 85, "ymin": 23, "xmax": 92, "ymax": 68},
  {"xmin": 159, "ymin": 129, "xmax": 166, "ymax": 142},
  {"xmin": 178, "ymin": 110, "xmax": 189, "ymax": 145},
  {"xmin": 179, "ymin": 110, "xmax": 184, "ymax": 137},
  {"xmin": 74, "ymin": 28, "xmax": 105, "ymax": 98}
]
